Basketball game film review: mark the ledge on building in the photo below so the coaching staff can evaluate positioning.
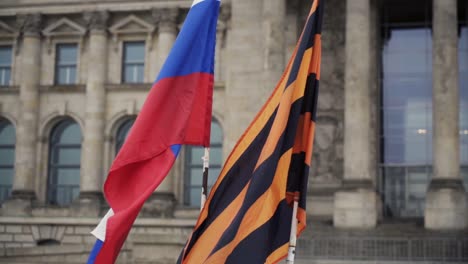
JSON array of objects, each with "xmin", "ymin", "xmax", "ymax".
[
  {"xmin": 39, "ymin": 84, "xmax": 86, "ymax": 93},
  {"xmin": 0, "ymin": 86, "xmax": 19, "ymax": 94},
  {"xmin": 106, "ymin": 83, "xmax": 152, "ymax": 91}
]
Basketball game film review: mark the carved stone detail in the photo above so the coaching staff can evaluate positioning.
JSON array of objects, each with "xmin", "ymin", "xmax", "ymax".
[
  {"xmin": 17, "ymin": 13, "xmax": 42, "ymax": 36},
  {"xmin": 42, "ymin": 17, "xmax": 87, "ymax": 54},
  {"xmin": 218, "ymin": 4, "xmax": 231, "ymax": 32},
  {"xmin": 83, "ymin": 11, "xmax": 109, "ymax": 32},
  {"xmin": 109, "ymin": 15, "xmax": 155, "ymax": 51},
  {"xmin": 152, "ymin": 8, "xmax": 179, "ymax": 34}
]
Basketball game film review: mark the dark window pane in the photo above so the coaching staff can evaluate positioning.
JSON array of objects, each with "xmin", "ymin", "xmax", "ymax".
[
  {"xmin": 122, "ymin": 42, "xmax": 145, "ymax": 83},
  {"xmin": 0, "ymin": 68, "xmax": 11, "ymax": 86},
  {"xmin": 55, "ymin": 168, "xmax": 80, "ymax": 185},
  {"xmin": 211, "ymin": 121, "xmax": 223, "ymax": 143},
  {"xmin": 0, "ymin": 122, "xmax": 15, "ymax": 144},
  {"xmin": 460, "ymin": 26, "xmax": 468, "ymax": 165},
  {"xmin": 0, "ymin": 46, "xmax": 12, "ymax": 86},
  {"xmin": 57, "ymin": 66, "xmax": 77, "ymax": 85},
  {"xmin": 68, "ymin": 66, "xmax": 76, "ymax": 84},
  {"xmin": 116, "ymin": 118, "xmax": 135, "ymax": 155},
  {"xmin": 123, "ymin": 66, "xmax": 134, "ymax": 83},
  {"xmin": 124, "ymin": 42, "xmax": 145, "ymax": 62},
  {"xmin": 462, "ymin": 166, "xmax": 468, "ymax": 190},
  {"xmin": 189, "ymin": 188, "xmax": 201, "ymax": 208},
  {"xmin": 0, "ymin": 46, "xmax": 12, "ymax": 65},
  {"xmin": 190, "ymin": 147, "xmax": 205, "ymax": 165},
  {"xmin": 48, "ymin": 119, "xmax": 81, "ymax": 206},
  {"xmin": 56, "ymin": 148, "xmax": 81, "ymax": 165},
  {"xmin": 190, "ymin": 168, "xmax": 203, "ymax": 185},
  {"xmin": 0, "ymin": 148, "xmax": 14, "ymax": 165},
  {"xmin": 184, "ymin": 120, "xmax": 223, "ymax": 206},
  {"xmin": 55, "ymin": 44, "xmax": 77, "ymax": 85},
  {"xmin": 59, "ymin": 123, "xmax": 81, "ymax": 144},
  {"xmin": 0, "ymin": 168, "xmax": 14, "ymax": 185},
  {"xmin": 382, "ymin": 27, "xmax": 432, "ymax": 166},
  {"xmin": 0, "ymin": 119, "xmax": 14, "ymax": 203},
  {"xmin": 380, "ymin": 0, "xmax": 433, "ymax": 218},
  {"xmin": 210, "ymin": 147, "xmax": 223, "ymax": 165},
  {"xmin": 136, "ymin": 65, "xmax": 144, "ymax": 82},
  {"xmin": 57, "ymin": 44, "xmax": 77, "ymax": 65}
]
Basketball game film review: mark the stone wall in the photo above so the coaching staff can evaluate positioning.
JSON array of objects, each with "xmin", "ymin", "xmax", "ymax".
[
  {"xmin": 305, "ymin": 0, "xmax": 346, "ymax": 217},
  {"xmin": 0, "ymin": 217, "xmax": 194, "ymax": 264}
]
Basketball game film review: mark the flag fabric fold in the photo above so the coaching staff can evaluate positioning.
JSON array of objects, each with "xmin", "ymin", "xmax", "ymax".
[
  {"xmin": 87, "ymin": 0, "xmax": 220, "ymax": 263},
  {"xmin": 178, "ymin": 0, "xmax": 323, "ymax": 263}
]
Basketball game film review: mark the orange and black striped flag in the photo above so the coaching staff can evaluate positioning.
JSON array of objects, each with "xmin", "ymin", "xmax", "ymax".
[{"xmin": 178, "ymin": 0, "xmax": 323, "ymax": 263}]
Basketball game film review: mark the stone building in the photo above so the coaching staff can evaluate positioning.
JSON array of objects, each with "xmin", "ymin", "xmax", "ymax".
[{"xmin": 0, "ymin": 0, "xmax": 466, "ymax": 263}]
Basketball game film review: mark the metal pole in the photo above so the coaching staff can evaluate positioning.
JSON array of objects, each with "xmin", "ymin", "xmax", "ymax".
[
  {"xmin": 200, "ymin": 147, "xmax": 210, "ymax": 211},
  {"xmin": 286, "ymin": 194, "xmax": 299, "ymax": 264}
]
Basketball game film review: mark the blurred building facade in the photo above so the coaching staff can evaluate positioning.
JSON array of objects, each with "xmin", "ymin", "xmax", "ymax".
[{"xmin": 0, "ymin": 0, "xmax": 466, "ymax": 263}]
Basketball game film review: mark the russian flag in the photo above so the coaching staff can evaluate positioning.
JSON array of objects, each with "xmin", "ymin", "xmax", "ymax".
[{"xmin": 87, "ymin": 0, "xmax": 220, "ymax": 263}]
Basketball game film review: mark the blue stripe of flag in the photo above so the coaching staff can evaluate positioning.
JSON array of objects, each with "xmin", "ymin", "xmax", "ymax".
[
  {"xmin": 155, "ymin": 0, "xmax": 220, "ymax": 83},
  {"xmin": 87, "ymin": 239, "xmax": 104, "ymax": 264}
]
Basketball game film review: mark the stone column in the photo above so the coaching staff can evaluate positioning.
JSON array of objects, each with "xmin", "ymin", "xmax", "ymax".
[
  {"xmin": 262, "ymin": 0, "xmax": 286, "ymax": 94},
  {"xmin": 215, "ymin": 5, "xmax": 231, "ymax": 83},
  {"xmin": 225, "ymin": 0, "xmax": 283, "ymax": 154},
  {"xmin": 333, "ymin": 0, "xmax": 380, "ymax": 228},
  {"xmin": 153, "ymin": 8, "xmax": 179, "ymax": 73},
  {"xmin": 3, "ymin": 14, "xmax": 42, "ymax": 216},
  {"xmin": 144, "ymin": 8, "xmax": 180, "ymax": 217},
  {"xmin": 75, "ymin": 11, "xmax": 109, "ymax": 216},
  {"xmin": 425, "ymin": 0, "xmax": 467, "ymax": 229}
]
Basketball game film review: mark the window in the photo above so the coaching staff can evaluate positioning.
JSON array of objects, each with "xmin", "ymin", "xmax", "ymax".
[
  {"xmin": 115, "ymin": 118, "xmax": 135, "ymax": 155},
  {"xmin": 459, "ymin": 0, "xmax": 468, "ymax": 190},
  {"xmin": 184, "ymin": 120, "xmax": 223, "ymax": 207},
  {"xmin": 47, "ymin": 119, "xmax": 81, "ymax": 206},
  {"xmin": 122, "ymin": 42, "xmax": 145, "ymax": 83},
  {"xmin": 0, "ymin": 46, "xmax": 12, "ymax": 86},
  {"xmin": 0, "ymin": 118, "xmax": 15, "ymax": 203},
  {"xmin": 380, "ymin": 0, "xmax": 433, "ymax": 218},
  {"xmin": 55, "ymin": 44, "xmax": 78, "ymax": 85}
]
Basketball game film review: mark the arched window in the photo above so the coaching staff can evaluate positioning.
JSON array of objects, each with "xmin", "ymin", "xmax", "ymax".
[
  {"xmin": 115, "ymin": 118, "xmax": 135, "ymax": 155},
  {"xmin": 47, "ymin": 119, "xmax": 81, "ymax": 206},
  {"xmin": 184, "ymin": 119, "xmax": 223, "ymax": 207},
  {"xmin": 0, "ymin": 118, "xmax": 15, "ymax": 203}
]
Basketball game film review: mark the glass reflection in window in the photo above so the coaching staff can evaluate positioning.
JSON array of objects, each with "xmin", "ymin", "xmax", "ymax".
[
  {"xmin": 47, "ymin": 119, "xmax": 81, "ymax": 206},
  {"xmin": 460, "ymin": 22, "xmax": 468, "ymax": 189},
  {"xmin": 0, "ymin": 118, "xmax": 15, "ymax": 203},
  {"xmin": 115, "ymin": 118, "xmax": 135, "ymax": 155},
  {"xmin": 55, "ymin": 44, "xmax": 78, "ymax": 85},
  {"xmin": 380, "ymin": 0, "xmax": 433, "ymax": 218},
  {"xmin": 0, "ymin": 46, "xmax": 12, "ymax": 86},
  {"xmin": 184, "ymin": 120, "xmax": 223, "ymax": 207},
  {"xmin": 122, "ymin": 42, "xmax": 145, "ymax": 83}
]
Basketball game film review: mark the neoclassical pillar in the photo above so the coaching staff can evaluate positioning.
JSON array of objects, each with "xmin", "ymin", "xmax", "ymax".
[
  {"xmin": 333, "ymin": 0, "xmax": 379, "ymax": 228},
  {"xmin": 425, "ymin": 0, "xmax": 467, "ymax": 229},
  {"xmin": 153, "ymin": 8, "xmax": 179, "ymax": 73},
  {"xmin": 215, "ymin": 5, "xmax": 231, "ymax": 83},
  {"xmin": 262, "ymin": 0, "xmax": 286, "ymax": 93},
  {"xmin": 144, "ymin": 8, "xmax": 179, "ymax": 217},
  {"xmin": 3, "ymin": 14, "xmax": 42, "ymax": 216},
  {"xmin": 76, "ymin": 11, "xmax": 109, "ymax": 216}
]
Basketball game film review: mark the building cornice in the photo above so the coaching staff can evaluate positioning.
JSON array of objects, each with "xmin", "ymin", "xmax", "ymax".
[
  {"xmin": 0, "ymin": 1, "xmax": 231, "ymax": 16},
  {"xmin": 0, "ymin": 0, "xmax": 195, "ymax": 16}
]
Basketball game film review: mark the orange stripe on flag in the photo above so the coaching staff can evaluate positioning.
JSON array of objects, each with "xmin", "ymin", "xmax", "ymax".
[
  {"xmin": 204, "ymin": 150, "xmax": 293, "ymax": 264},
  {"xmin": 183, "ymin": 183, "xmax": 250, "ymax": 263}
]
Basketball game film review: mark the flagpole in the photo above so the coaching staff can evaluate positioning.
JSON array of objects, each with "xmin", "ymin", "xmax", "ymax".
[
  {"xmin": 286, "ymin": 193, "xmax": 299, "ymax": 264},
  {"xmin": 200, "ymin": 147, "xmax": 210, "ymax": 211}
]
